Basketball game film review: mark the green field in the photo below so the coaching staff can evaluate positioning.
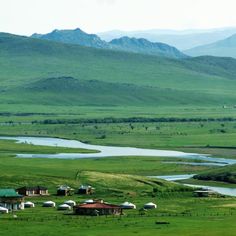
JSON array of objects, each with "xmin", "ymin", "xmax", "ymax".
[
  {"xmin": 1, "ymin": 33, "xmax": 236, "ymax": 112},
  {"xmin": 1, "ymin": 32, "xmax": 236, "ymax": 235},
  {"xmin": 0, "ymin": 120, "xmax": 236, "ymax": 235}
]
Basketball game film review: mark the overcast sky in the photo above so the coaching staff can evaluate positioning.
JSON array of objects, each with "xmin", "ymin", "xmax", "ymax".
[{"xmin": 1, "ymin": 0, "xmax": 236, "ymax": 35}]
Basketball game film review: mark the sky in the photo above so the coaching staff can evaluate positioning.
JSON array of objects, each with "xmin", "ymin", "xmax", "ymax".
[{"xmin": 1, "ymin": 0, "xmax": 236, "ymax": 35}]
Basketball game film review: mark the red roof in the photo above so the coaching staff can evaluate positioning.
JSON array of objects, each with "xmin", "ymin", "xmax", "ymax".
[{"xmin": 75, "ymin": 202, "xmax": 120, "ymax": 209}]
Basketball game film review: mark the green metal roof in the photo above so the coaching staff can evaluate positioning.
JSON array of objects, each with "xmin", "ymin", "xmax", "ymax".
[{"xmin": 0, "ymin": 189, "xmax": 22, "ymax": 197}]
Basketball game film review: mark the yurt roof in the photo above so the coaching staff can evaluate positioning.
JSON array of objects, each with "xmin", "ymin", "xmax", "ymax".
[
  {"xmin": 144, "ymin": 202, "xmax": 156, "ymax": 206},
  {"xmin": 84, "ymin": 199, "xmax": 94, "ymax": 203},
  {"xmin": 44, "ymin": 201, "xmax": 55, "ymax": 204},
  {"xmin": 25, "ymin": 201, "xmax": 34, "ymax": 205},
  {"xmin": 58, "ymin": 204, "xmax": 71, "ymax": 208},
  {"xmin": 121, "ymin": 202, "xmax": 135, "ymax": 206},
  {"xmin": 64, "ymin": 200, "xmax": 76, "ymax": 203}
]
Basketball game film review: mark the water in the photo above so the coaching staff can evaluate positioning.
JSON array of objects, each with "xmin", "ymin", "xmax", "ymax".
[
  {"xmin": 152, "ymin": 175, "xmax": 236, "ymax": 197},
  {"xmin": 0, "ymin": 136, "xmax": 236, "ymax": 166},
  {"xmin": 1, "ymin": 136, "xmax": 236, "ymax": 196},
  {"xmin": 162, "ymin": 161, "xmax": 227, "ymax": 167},
  {"xmin": 150, "ymin": 174, "xmax": 196, "ymax": 181}
]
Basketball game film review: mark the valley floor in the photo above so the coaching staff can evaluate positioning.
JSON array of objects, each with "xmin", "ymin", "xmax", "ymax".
[{"xmin": 1, "ymin": 110, "xmax": 236, "ymax": 235}]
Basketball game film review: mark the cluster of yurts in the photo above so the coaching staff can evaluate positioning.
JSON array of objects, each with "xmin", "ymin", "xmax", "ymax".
[{"xmin": 0, "ymin": 200, "xmax": 157, "ymax": 213}]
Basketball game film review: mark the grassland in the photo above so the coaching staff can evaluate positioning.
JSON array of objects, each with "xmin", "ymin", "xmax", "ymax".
[
  {"xmin": 0, "ymin": 119, "xmax": 236, "ymax": 235},
  {"xmin": 1, "ymin": 33, "xmax": 236, "ymax": 111},
  {"xmin": 1, "ymin": 33, "xmax": 236, "ymax": 235}
]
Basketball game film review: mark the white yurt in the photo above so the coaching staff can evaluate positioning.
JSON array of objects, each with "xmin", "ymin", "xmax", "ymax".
[
  {"xmin": 24, "ymin": 201, "xmax": 35, "ymax": 208},
  {"xmin": 120, "ymin": 202, "xmax": 136, "ymax": 209},
  {"xmin": 57, "ymin": 204, "xmax": 71, "ymax": 211},
  {"xmin": 83, "ymin": 199, "xmax": 94, "ymax": 204},
  {"xmin": 0, "ymin": 206, "xmax": 9, "ymax": 214},
  {"xmin": 43, "ymin": 201, "xmax": 56, "ymax": 207},
  {"xmin": 143, "ymin": 202, "xmax": 157, "ymax": 209},
  {"xmin": 64, "ymin": 200, "xmax": 76, "ymax": 207}
]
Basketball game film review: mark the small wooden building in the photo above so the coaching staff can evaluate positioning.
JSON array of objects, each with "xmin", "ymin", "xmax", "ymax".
[
  {"xmin": 0, "ymin": 189, "xmax": 24, "ymax": 211},
  {"xmin": 74, "ymin": 201, "xmax": 122, "ymax": 216},
  {"xmin": 57, "ymin": 185, "xmax": 74, "ymax": 196},
  {"xmin": 17, "ymin": 186, "xmax": 48, "ymax": 196},
  {"xmin": 194, "ymin": 190, "xmax": 216, "ymax": 197},
  {"xmin": 78, "ymin": 185, "xmax": 94, "ymax": 195}
]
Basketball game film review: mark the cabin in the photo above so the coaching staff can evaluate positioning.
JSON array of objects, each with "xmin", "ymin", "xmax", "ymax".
[
  {"xmin": 194, "ymin": 190, "xmax": 216, "ymax": 197},
  {"xmin": 74, "ymin": 200, "xmax": 122, "ymax": 216},
  {"xmin": 16, "ymin": 186, "xmax": 48, "ymax": 196},
  {"xmin": 57, "ymin": 185, "xmax": 74, "ymax": 196},
  {"xmin": 78, "ymin": 185, "xmax": 94, "ymax": 195},
  {"xmin": 0, "ymin": 189, "xmax": 24, "ymax": 211}
]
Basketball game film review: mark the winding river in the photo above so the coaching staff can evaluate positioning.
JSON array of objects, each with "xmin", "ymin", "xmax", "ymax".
[
  {"xmin": 153, "ymin": 174, "xmax": 236, "ymax": 197},
  {"xmin": 1, "ymin": 136, "xmax": 236, "ymax": 196},
  {"xmin": 0, "ymin": 136, "xmax": 236, "ymax": 165}
]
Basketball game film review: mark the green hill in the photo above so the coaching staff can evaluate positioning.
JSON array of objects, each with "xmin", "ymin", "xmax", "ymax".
[
  {"xmin": 194, "ymin": 164, "xmax": 236, "ymax": 184},
  {"xmin": 1, "ymin": 32, "xmax": 236, "ymax": 109},
  {"xmin": 185, "ymin": 34, "xmax": 236, "ymax": 58}
]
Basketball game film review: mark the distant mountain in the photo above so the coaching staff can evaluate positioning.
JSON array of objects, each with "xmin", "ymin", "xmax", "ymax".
[
  {"xmin": 98, "ymin": 27, "xmax": 236, "ymax": 50},
  {"xmin": 110, "ymin": 37, "xmax": 187, "ymax": 59},
  {"xmin": 31, "ymin": 28, "xmax": 186, "ymax": 59},
  {"xmin": 185, "ymin": 34, "xmax": 236, "ymax": 58},
  {"xmin": 31, "ymin": 28, "xmax": 111, "ymax": 49},
  {"xmin": 2, "ymin": 32, "xmax": 236, "ymax": 108}
]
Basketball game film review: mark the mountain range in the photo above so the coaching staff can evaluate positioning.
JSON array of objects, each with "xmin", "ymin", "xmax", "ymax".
[
  {"xmin": 1, "ymin": 32, "xmax": 236, "ymax": 110},
  {"xmin": 185, "ymin": 34, "xmax": 236, "ymax": 58},
  {"xmin": 98, "ymin": 27, "xmax": 236, "ymax": 50},
  {"xmin": 31, "ymin": 28, "xmax": 187, "ymax": 59}
]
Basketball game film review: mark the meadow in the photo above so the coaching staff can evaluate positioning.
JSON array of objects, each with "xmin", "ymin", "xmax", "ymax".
[
  {"xmin": 1, "ymin": 116, "xmax": 236, "ymax": 235},
  {"xmin": 1, "ymin": 33, "xmax": 236, "ymax": 235}
]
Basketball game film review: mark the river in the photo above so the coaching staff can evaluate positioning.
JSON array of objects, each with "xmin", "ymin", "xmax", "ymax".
[{"xmin": 0, "ymin": 136, "xmax": 235, "ymax": 166}]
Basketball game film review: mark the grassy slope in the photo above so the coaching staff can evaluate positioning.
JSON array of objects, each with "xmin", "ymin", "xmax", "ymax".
[
  {"xmin": 185, "ymin": 34, "xmax": 236, "ymax": 58},
  {"xmin": 193, "ymin": 164, "xmax": 236, "ymax": 184},
  {"xmin": 1, "ymin": 139, "xmax": 236, "ymax": 236},
  {"xmin": 1, "ymin": 33, "xmax": 236, "ymax": 109}
]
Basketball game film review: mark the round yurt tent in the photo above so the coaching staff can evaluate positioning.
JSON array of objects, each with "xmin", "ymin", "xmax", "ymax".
[
  {"xmin": 120, "ymin": 202, "xmax": 136, "ymax": 209},
  {"xmin": 0, "ymin": 206, "xmax": 9, "ymax": 214},
  {"xmin": 64, "ymin": 200, "xmax": 76, "ymax": 207},
  {"xmin": 58, "ymin": 204, "xmax": 71, "ymax": 211},
  {"xmin": 143, "ymin": 202, "xmax": 157, "ymax": 209},
  {"xmin": 83, "ymin": 199, "xmax": 94, "ymax": 204},
  {"xmin": 24, "ymin": 201, "xmax": 35, "ymax": 208},
  {"xmin": 43, "ymin": 201, "xmax": 56, "ymax": 207}
]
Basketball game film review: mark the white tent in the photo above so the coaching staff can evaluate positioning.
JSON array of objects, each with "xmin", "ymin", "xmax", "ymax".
[
  {"xmin": 24, "ymin": 201, "xmax": 35, "ymax": 208},
  {"xmin": 43, "ymin": 201, "xmax": 56, "ymax": 207},
  {"xmin": 120, "ymin": 202, "xmax": 136, "ymax": 209},
  {"xmin": 58, "ymin": 204, "xmax": 71, "ymax": 210},
  {"xmin": 144, "ymin": 202, "xmax": 157, "ymax": 209},
  {"xmin": 0, "ymin": 206, "xmax": 9, "ymax": 214},
  {"xmin": 64, "ymin": 200, "xmax": 76, "ymax": 207},
  {"xmin": 83, "ymin": 199, "xmax": 94, "ymax": 204}
]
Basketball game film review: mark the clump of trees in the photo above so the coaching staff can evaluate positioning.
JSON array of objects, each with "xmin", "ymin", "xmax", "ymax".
[{"xmin": 194, "ymin": 171, "xmax": 236, "ymax": 184}]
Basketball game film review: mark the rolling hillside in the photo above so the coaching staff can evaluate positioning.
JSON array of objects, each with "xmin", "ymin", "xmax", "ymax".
[
  {"xmin": 185, "ymin": 34, "xmax": 236, "ymax": 58},
  {"xmin": 0, "ymin": 32, "xmax": 236, "ymax": 108}
]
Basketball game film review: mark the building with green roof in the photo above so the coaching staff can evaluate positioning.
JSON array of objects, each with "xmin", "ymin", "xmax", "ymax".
[{"xmin": 0, "ymin": 189, "xmax": 24, "ymax": 211}]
